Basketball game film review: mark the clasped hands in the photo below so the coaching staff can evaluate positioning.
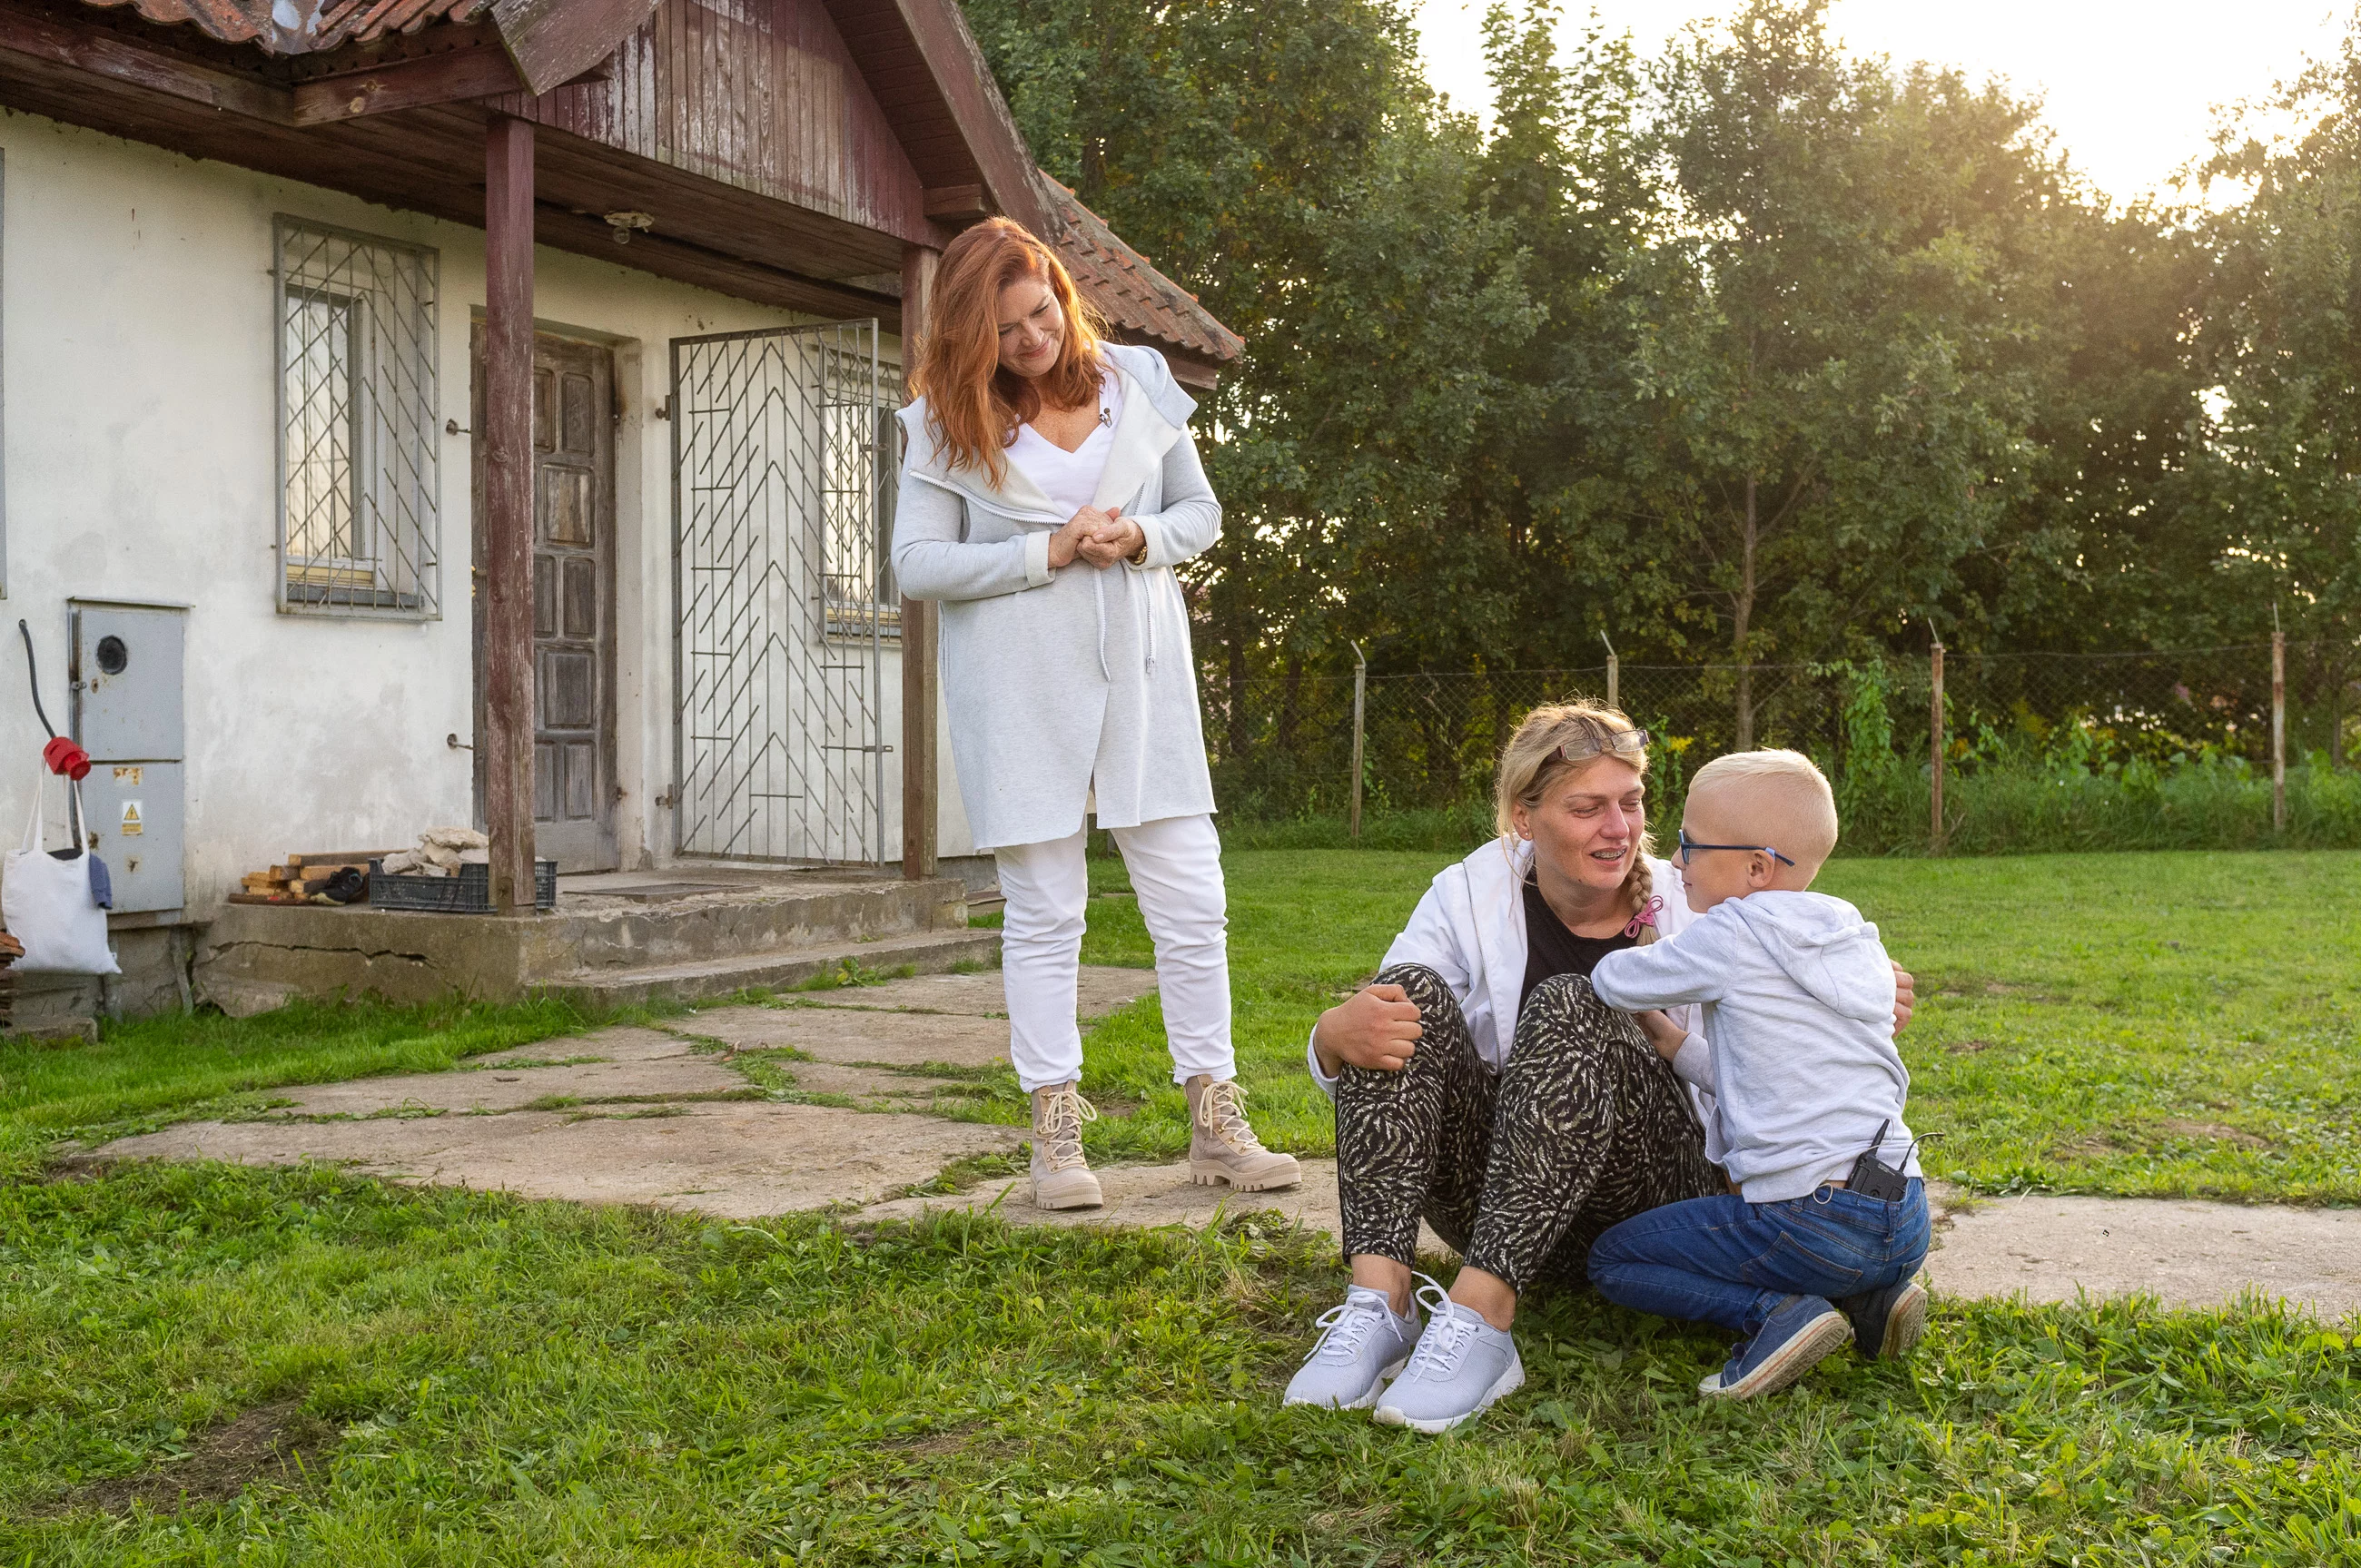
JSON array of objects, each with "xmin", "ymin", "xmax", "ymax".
[{"xmin": 1046, "ymin": 505, "xmax": 1146, "ymax": 571}]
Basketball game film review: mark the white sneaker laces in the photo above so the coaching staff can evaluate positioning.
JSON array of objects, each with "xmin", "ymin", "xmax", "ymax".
[
  {"xmin": 1032, "ymin": 1085, "xmax": 1098, "ymax": 1171},
  {"xmin": 1305, "ymin": 1293, "xmax": 1394, "ymax": 1366},
  {"xmin": 1403, "ymin": 1275, "xmax": 1482, "ymax": 1379},
  {"xmin": 1194, "ymin": 1078, "xmax": 1267, "ymax": 1153}
]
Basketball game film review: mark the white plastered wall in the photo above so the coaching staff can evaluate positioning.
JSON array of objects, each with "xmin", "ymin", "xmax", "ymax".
[{"xmin": 0, "ymin": 109, "xmax": 971, "ymax": 930}]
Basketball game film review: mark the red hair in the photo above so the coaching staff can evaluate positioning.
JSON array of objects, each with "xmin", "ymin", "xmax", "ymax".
[{"xmin": 913, "ymin": 218, "xmax": 1105, "ymax": 487}]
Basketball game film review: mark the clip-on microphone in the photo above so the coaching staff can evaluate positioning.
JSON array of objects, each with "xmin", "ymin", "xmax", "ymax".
[{"xmin": 1846, "ymin": 1119, "xmax": 1937, "ymax": 1202}]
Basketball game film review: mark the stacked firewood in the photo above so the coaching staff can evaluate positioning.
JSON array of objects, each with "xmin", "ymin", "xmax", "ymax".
[
  {"xmin": 376, "ymin": 827, "xmax": 490, "ymax": 878},
  {"xmin": 0, "ymin": 929, "xmax": 22, "ymax": 1031},
  {"xmin": 231, "ymin": 851, "xmax": 393, "ymax": 906}
]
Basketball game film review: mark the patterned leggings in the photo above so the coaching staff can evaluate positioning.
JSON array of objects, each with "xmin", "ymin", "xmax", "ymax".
[{"xmin": 1334, "ymin": 963, "xmax": 1725, "ymax": 1293}]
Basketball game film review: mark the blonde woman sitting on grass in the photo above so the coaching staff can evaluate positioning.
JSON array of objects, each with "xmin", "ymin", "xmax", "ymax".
[{"xmin": 1285, "ymin": 706, "xmax": 1916, "ymax": 1433}]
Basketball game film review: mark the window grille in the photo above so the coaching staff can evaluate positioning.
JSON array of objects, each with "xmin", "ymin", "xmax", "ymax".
[
  {"xmin": 273, "ymin": 217, "xmax": 440, "ymax": 616},
  {"xmin": 821, "ymin": 358, "xmax": 900, "ymax": 640}
]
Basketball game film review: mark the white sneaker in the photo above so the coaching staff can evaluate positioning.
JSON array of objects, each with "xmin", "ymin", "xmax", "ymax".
[
  {"xmin": 1282, "ymin": 1286, "xmax": 1423, "ymax": 1410},
  {"xmin": 1371, "ymin": 1275, "xmax": 1525, "ymax": 1434}
]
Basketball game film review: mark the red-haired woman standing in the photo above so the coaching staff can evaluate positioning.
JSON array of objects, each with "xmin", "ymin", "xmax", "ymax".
[{"xmin": 893, "ymin": 218, "xmax": 1299, "ymax": 1210}]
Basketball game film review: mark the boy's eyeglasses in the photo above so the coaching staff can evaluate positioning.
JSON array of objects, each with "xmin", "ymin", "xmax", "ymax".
[
  {"xmin": 1554, "ymin": 721, "xmax": 1649, "ymax": 764},
  {"xmin": 1676, "ymin": 827, "xmax": 1796, "ymax": 868}
]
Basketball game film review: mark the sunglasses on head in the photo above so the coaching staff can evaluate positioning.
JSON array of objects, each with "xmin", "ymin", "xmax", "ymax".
[
  {"xmin": 1675, "ymin": 827, "xmax": 1796, "ymax": 868},
  {"xmin": 1554, "ymin": 720, "xmax": 1649, "ymax": 764}
]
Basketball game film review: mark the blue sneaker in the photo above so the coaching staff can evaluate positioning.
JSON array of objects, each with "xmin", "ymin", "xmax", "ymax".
[
  {"xmin": 1698, "ymin": 1295, "xmax": 1852, "ymax": 1400},
  {"xmin": 1836, "ymin": 1278, "xmax": 1928, "ymax": 1361}
]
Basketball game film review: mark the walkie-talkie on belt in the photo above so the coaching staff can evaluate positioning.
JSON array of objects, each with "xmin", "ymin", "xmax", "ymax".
[{"xmin": 1846, "ymin": 1119, "xmax": 1936, "ymax": 1202}]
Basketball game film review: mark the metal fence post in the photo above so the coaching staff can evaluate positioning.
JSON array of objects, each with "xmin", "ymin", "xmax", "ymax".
[
  {"xmin": 1929, "ymin": 640, "xmax": 1946, "ymax": 854},
  {"xmin": 1601, "ymin": 631, "xmax": 1619, "ymax": 713},
  {"xmin": 2273, "ymin": 614, "xmax": 2287, "ymax": 833},
  {"xmin": 1349, "ymin": 641, "xmax": 1367, "ymax": 842}
]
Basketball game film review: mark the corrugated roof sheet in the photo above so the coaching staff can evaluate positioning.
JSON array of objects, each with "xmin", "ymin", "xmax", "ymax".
[
  {"xmin": 74, "ymin": 0, "xmax": 485, "ymax": 54},
  {"xmin": 1045, "ymin": 177, "xmax": 1241, "ymax": 366}
]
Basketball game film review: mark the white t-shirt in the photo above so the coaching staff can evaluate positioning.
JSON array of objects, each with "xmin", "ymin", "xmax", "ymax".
[{"xmin": 1008, "ymin": 371, "xmax": 1123, "ymax": 518}]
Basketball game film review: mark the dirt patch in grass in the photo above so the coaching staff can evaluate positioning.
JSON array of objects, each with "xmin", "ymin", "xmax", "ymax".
[
  {"xmin": 2060, "ymin": 1119, "xmax": 2276, "ymax": 1159},
  {"xmin": 50, "ymin": 1399, "xmax": 337, "ymax": 1517},
  {"xmin": 884, "ymin": 1423, "xmax": 983, "ymax": 1458},
  {"xmin": 1945, "ymin": 1038, "xmax": 1993, "ymax": 1054},
  {"xmin": 2154, "ymin": 1118, "xmax": 2274, "ymax": 1149}
]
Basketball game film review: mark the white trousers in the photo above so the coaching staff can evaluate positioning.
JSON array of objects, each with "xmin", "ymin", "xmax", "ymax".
[{"xmin": 994, "ymin": 813, "xmax": 1235, "ymax": 1093}]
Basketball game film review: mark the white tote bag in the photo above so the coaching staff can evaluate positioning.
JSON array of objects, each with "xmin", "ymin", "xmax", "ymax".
[{"xmin": 3, "ymin": 768, "xmax": 120, "ymax": 975}]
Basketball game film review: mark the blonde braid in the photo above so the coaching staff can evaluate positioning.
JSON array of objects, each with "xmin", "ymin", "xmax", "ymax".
[{"xmin": 1623, "ymin": 853, "xmax": 1660, "ymax": 945}]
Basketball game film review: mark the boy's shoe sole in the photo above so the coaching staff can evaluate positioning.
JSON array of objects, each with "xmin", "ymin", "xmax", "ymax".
[
  {"xmin": 1698, "ymin": 1311, "xmax": 1852, "ymax": 1400},
  {"xmin": 1371, "ymin": 1364, "xmax": 1526, "ymax": 1434},
  {"xmin": 1189, "ymin": 1157, "xmax": 1303, "ymax": 1192},
  {"xmin": 1866, "ymin": 1282, "xmax": 1928, "ymax": 1360},
  {"xmin": 1282, "ymin": 1356, "xmax": 1409, "ymax": 1411}
]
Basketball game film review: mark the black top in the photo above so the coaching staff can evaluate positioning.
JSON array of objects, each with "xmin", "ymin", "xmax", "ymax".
[{"xmin": 1520, "ymin": 869, "xmax": 1639, "ymax": 1007}]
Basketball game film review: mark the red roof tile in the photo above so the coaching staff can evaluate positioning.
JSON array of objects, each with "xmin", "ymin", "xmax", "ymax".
[
  {"xmin": 74, "ymin": 0, "xmax": 484, "ymax": 54},
  {"xmin": 1044, "ymin": 177, "xmax": 1240, "ymax": 367}
]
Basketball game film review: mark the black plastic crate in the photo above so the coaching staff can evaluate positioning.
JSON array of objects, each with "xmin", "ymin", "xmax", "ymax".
[{"xmin": 367, "ymin": 858, "xmax": 557, "ymax": 913}]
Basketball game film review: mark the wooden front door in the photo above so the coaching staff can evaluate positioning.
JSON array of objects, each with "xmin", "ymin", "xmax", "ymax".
[{"xmin": 472, "ymin": 330, "xmax": 618, "ymax": 872}]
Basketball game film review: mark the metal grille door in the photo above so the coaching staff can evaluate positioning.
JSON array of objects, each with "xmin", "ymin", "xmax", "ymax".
[{"xmin": 673, "ymin": 322, "xmax": 892, "ymax": 863}]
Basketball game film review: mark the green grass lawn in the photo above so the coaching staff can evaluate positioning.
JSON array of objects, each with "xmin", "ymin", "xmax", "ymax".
[
  {"xmin": 2, "ymin": 848, "xmax": 2358, "ymax": 1560},
  {"xmin": 1064, "ymin": 847, "xmax": 2361, "ymax": 1205}
]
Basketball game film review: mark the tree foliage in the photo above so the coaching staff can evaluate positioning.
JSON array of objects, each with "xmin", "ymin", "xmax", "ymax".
[{"xmin": 963, "ymin": 0, "xmax": 2361, "ymax": 751}]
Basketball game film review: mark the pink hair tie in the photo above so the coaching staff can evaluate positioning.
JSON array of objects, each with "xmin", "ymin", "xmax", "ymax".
[{"xmin": 1624, "ymin": 894, "xmax": 1664, "ymax": 940}]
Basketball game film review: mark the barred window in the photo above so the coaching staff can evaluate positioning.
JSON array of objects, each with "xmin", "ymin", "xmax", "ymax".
[
  {"xmin": 820, "ymin": 353, "xmax": 899, "ymax": 641},
  {"xmin": 273, "ymin": 217, "xmax": 440, "ymax": 616}
]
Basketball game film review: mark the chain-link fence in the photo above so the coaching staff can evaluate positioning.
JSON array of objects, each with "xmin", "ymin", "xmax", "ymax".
[{"xmin": 1200, "ymin": 643, "xmax": 2361, "ymax": 852}]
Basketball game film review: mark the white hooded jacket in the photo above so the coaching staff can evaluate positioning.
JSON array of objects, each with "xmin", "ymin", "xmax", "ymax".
[
  {"xmin": 1307, "ymin": 839, "xmax": 1729, "ymax": 1165},
  {"xmin": 1592, "ymin": 890, "xmax": 1917, "ymax": 1202},
  {"xmin": 891, "ymin": 343, "xmax": 1218, "ymax": 852}
]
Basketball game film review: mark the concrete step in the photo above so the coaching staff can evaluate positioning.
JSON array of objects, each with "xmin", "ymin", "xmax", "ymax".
[
  {"xmin": 538, "ymin": 927, "xmax": 1003, "ymax": 1010},
  {"xmin": 194, "ymin": 874, "xmax": 978, "ymax": 1009}
]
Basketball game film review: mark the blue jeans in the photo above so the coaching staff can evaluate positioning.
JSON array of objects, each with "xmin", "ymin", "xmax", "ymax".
[{"xmin": 1586, "ymin": 1180, "xmax": 1931, "ymax": 1336}]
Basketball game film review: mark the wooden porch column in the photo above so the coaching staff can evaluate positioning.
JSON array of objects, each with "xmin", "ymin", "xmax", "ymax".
[
  {"xmin": 900, "ymin": 242, "xmax": 941, "ymax": 882},
  {"xmin": 483, "ymin": 114, "xmax": 538, "ymax": 912}
]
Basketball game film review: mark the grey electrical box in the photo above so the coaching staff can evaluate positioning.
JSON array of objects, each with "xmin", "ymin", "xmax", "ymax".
[{"xmin": 70, "ymin": 601, "xmax": 186, "ymax": 915}]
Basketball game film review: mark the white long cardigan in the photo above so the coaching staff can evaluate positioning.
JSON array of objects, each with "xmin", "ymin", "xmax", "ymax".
[
  {"xmin": 1307, "ymin": 839, "xmax": 1728, "ymax": 1163},
  {"xmin": 892, "ymin": 343, "xmax": 1218, "ymax": 852}
]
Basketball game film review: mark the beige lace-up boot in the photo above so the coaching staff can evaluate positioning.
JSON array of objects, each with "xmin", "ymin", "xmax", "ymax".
[
  {"xmin": 1185, "ymin": 1075, "xmax": 1302, "ymax": 1191},
  {"xmin": 1029, "ymin": 1082, "xmax": 1103, "ymax": 1210}
]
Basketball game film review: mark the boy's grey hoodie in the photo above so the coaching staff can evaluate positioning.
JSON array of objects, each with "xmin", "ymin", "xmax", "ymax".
[{"xmin": 1591, "ymin": 890, "xmax": 1917, "ymax": 1202}]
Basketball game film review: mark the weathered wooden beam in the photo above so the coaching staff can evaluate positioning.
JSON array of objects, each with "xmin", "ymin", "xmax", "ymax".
[
  {"xmin": 922, "ymin": 183, "xmax": 991, "ymax": 223},
  {"xmin": 882, "ymin": 0, "xmax": 1052, "ymax": 238},
  {"xmin": 900, "ymin": 242, "xmax": 940, "ymax": 883},
  {"xmin": 489, "ymin": 0, "xmax": 659, "ymax": 95},
  {"xmin": 0, "ymin": 4, "xmax": 292, "ymax": 123},
  {"xmin": 483, "ymin": 114, "xmax": 539, "ymax": 913},
  {"xmin": 291, "ymin": 44, "xmax": 523, "ymax": 126}
]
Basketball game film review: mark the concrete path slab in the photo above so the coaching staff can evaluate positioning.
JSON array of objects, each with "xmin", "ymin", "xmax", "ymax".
[
  {"xmin": 767, "ymin": 1061, "xmax": 965, "ymax": 1108},
  {"xmin": 476, "ymin": 1027, "xmax": 696, "ymax": 1067},
  {"xmin": 264, "ymin": 1051, "xmax": 746, "ymax": 1118},
  {"xmin": 780, "ymin": 966, "xmax": 1157, "ymax": 1020},
  {"xmin": 854, "ymin": 1159, "xmax": 1457, "ymax": 1258},
  {"xmin": 1924, "ymin": 1191, "xmax": 2361, "ymax": 1321},
  {"xmin": 81, "ymin": 963, "xmax": 2361, "ymax": 1322},
  {"xmin": 95, "ymin": 1101, "xmax": 1022, "ymax": 1219},
  {"xmin": 677, "ymin": 1006, "xmax": 1013, "ymax": 1070}
]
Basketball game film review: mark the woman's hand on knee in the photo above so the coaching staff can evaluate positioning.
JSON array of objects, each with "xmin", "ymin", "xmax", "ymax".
[{"xmin": 1314, "ymin": 984, "xmax": 1424, "ymax": 1076}]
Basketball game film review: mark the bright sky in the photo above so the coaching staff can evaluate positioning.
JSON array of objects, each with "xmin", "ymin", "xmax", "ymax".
[{"xmin": 1412, "ymin": 0, "xmax": 2349, "ymax": 204}]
